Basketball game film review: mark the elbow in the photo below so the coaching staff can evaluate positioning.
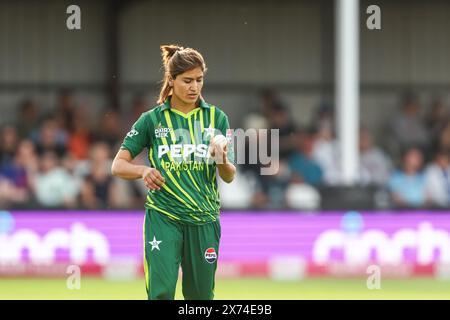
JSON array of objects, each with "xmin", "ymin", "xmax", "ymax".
[{"xmin": 223, "ymin": 167, "xmax": 236, "ymax": 184}]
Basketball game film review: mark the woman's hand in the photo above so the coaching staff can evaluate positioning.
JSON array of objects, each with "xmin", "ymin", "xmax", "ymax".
[
  {"xmin": 142, "ymin": 167, "xmax": 165, "ymax": 190},
  {"xmin": 209, "ymin": 135, "xmax": 228, "ymax": 165}
]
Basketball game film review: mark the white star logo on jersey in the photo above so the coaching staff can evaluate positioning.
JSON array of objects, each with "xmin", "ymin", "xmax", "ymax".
[
  {"xmin": 149, "ymin": 236, "xmax": 162, "ymax": 251},
  {"xmin": 204, "ymin": 125, "xmax": 216, "ymax": 139}
]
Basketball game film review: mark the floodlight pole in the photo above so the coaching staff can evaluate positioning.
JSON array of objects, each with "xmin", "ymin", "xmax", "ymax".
[{"xmin": 335, "ymin": 0, "xmax": 360, "ymax": 185}]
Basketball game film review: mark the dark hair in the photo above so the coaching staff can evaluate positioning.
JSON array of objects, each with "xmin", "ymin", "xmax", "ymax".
[{"xmin": 157, "ymin": 44, "xmax": 207, "ymax": 104}]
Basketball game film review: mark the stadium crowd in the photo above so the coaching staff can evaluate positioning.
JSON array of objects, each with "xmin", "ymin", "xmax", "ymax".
[{"xmin": 1, "ymin": 89, "xmax": 450, "ymax": 210}]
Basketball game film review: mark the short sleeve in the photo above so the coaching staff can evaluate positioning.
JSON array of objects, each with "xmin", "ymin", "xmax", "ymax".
[
  {"xmin": 217, "ymin": 112, "xmax": 235, "ymax": 165},
  {"xmin": 120, "ymin": 113, "xmax": 152, "ymax": 158}
]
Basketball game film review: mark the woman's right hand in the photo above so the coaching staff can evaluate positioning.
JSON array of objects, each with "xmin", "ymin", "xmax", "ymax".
[{"xmin": 141, "ymin": 167, "xmax": 166, "ymax": 190}]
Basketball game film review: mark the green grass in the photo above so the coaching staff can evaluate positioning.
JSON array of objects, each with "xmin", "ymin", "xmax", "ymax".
[{"xmin": 0, "ymin": 277, "xmax": 450, "ymax": 300}]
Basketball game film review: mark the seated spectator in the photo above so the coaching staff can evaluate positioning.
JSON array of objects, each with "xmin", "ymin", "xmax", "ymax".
[
  {"xmin": 16, "ymin": 99, "xmax": 40, "ymax": 139},
  {"xmin": 425, "ymin": 98, "xmax": 448, "ymax": 150},
  {"xmin": 33, "ymin": 117, "xmax": 68, "ymax": 158},
  {"xmin": 0, "ymin": 140, "xmax": 38, "ymax": 207},
  {"xmin": 94, "ymin": 109, "xmax": 123, "ymax": 150},
  {"xmin": 54, "ymin": 88, "xmax": 77, "ymax": 133},
  {"xmin": 0, "ymin": 125, "xmax": 20, "ymax": 166},
  {"xmin": 124, "ymin": 94, "xmax": 149, "ymax": 131},
  {"xmin": 389, "ymin": 94, "xmax": 429, "ymax": 157},
  {"xmin": 312, "ymin": 102, "xmax": 335, "ymax": 137},
  {"xmin": 67, "ymin": 104, "xmax": 93, "ymax": 160},
  {"xmin": 31, "ymin": 151, "xmax": 79, "ymax": 208},
  {"xmin": 312, "ymin": 122, "xmax": 341, "ymax": 185},
  {"xmin": 80, "ymin": 142, "xmax": 118, "ymax": 209},
  {"xmin": 255, "ymin": 159, "xmax": 291, "ymax": 209},
  {"xmin": 266, "ymin": 101, "xmax": 297, "ymax": 160},
  {"xmin": 288, "ymin": 128, "xmax": 323, "ymax": 186},
  {"xmin": 438, "ymin": 121, "xmax": 450, "ymax": 153},
  {"xmin": 359, "ymin": 127, "xmax": 392, "ymax": 186},
  {"xmin": 424, "ymin": 149, "xmax": 450, "ymax": 207},
  {"xmin": 388, "ymin": 147, "xmax": 429, "ymax": 208}
]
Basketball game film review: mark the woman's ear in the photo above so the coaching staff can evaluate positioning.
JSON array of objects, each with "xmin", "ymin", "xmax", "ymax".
[{"xmin": 168, "ymin": 76, "xmax": 174, "ymax": 87}]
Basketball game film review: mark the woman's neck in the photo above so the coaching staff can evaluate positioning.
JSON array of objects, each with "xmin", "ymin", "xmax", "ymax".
[{"xmin": 170, "ymin": 95, "xmax": 198, "ymax": 114}]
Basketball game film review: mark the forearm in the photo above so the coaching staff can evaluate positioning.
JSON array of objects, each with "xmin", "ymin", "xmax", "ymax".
[
  {"xmin": 216, "ymin": 162, "xmax": 236, "ymax": 183},
  {"xmin": 111, "ymin": 158, "xmax": 146, "ymax": 180}
]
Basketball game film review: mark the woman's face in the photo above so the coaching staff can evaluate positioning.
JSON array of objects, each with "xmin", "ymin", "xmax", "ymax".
[{"xmin": 171, "ymin": 67, "xmax": 204, "ymax": 106}]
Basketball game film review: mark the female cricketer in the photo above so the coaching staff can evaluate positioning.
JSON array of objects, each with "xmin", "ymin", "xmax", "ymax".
[{"xmin": 111, "ymin": 45, "xmax": 236, "ymax": 300}]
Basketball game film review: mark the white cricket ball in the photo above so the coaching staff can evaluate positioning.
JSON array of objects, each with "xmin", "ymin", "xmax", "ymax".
[{"xmin": 212, "ymin": 134, "xmax": 228, "ymax": 150}]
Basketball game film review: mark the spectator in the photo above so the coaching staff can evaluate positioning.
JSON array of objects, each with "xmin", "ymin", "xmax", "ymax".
[
  {"xmin": 359, "ymin": 127, "xmax": 392, "ymax": 186},
  {"xmin": 425, "ymin": 98, "xmax": 448, "ymax": 151},
  {"xmin": 312, "ymin": 122, "xmax": 341, "ymax": 185},
  {"xmin": 33, "ymin": 117, "xmax": 68, "ymax": 158},
  {"xmin": 438, "ymin": 121, "xmax": 450, "ymax": 153},
  {"xmin": 0, "ymin": 125, "xmax": 20, "ymax": 166},
  {"xmin": 94, "ymin": 109, "xmax": 123, "ymax": 150},
  {"xmin": 31, "ymin": 151, "xmax": 79, "ymax": 208},
  {"xmin": 124, "ymin": 95, "xmax": 149, "ymax": 131},
  {"xmin": 54, "ymin": 89, "xmax": 77, "ymax": 133},
  {"xmin": 388, "ymin": 147, "xmax": 429, "ymax": 208},
  {"xmin": 67, "ymin": 104, "xmax": 93, "ymax": 160},
  {"xmin": 389, "ymin": 94, "xmax": 429, "ymax": 156},
  {"xmin": 424, "ymin": 149, "xmax": 450, "ymax": 208},
  {"xmin": 312, "ymin": 102, "xmax": 335, "ymax": 136},
  {"xmin": 288, "ymin": 128, "xmax": 323, "ymax": 186},
  {"xmin": 254, "ymin": 159, "xmax": 291, "ymax": 209},
  {"xmin": 0, "ymin": 140, "xmax": 38, "ymax": 207},
  {"xmin": 266, "ymin": 101, "xmax": 297, "ymax": 160},
  {"xmin": 80, "ymin": 142, "xmax": 118, "ymax": 209},
  {"xmin": 16, "ymin": 99, "xmax": 40, "ymax": 139}
]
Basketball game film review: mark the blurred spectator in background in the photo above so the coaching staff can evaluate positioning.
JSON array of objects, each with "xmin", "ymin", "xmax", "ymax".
[
  {"xmin": 33, "ymin": 117, "xmax": 68, "ymax": 158},
  {"xmin": 388, "ymin": 147, "xmax": 429, "ymax": 208},
  {"xmin": 312, "ymin": 121, "xmax": 341, "ymax": 185},
  {"xmin": 359, "ymin": 127, "xmax": 392, "ymax": 186},
  {"xmin": 266, "ymin": 101, "xmax": 296, "ymax": 160},
  {"xmin": 312, "ymin": 102, "xmax": 335, "ymax": 136},
  {"xmin": 124, "ymin": 95, "xmax": 149, "ymax": 131},
  {"xmin": 389, "ymin": 94, "xmax": 429, "ymax": 158},
  {"xmin": 259, "ymin": 88, "xmax": 280, "ymax": 120},
  {"xmin": 239, "ymin": 113, "xmax": 270, "ymax": 208},
  {"xmin": 17, "ymin": 99, "xmax": 40, "ymax": 139},
  {"xmin": 67, "ymin": 104, "xmax": 93, "ymax": 160},
  {"xmin": 0, "ymin": 125, "xmax": 20, "ymax": 166},
  {"xmin": 437, "ymin": 121, "xmax": 450, "ymax": 153},
  {"xmin": 80, "ymin": 142, "xmax": 118, "ymax": 209},
  {"xmin": 288, "ymin": 128, "xmax": 323, "ymax": 186},
  {"xmin": 94, "ymin": 109, "xmax": 123, "ymax": 150},
  {"xmin": 54, "ymin": 89, "xmax": 77, "ymax": 133},
  {"xmin": 425, "ymin": 98, "xmax": 449, "ymax": 151},
  {"xmin": 0, "ymin": 140, "xmax": 38, "ymax": 208},
  {"xmin": 424, "ymin": 149, "xmax": 450, "ymax": 208},
  {"xmin": 254, "ymin": 159, "xmax": 291, "ymax": 209},
  {"xmin": 31, "ymin": 151, "xmax": 79, "ymax": 208}
]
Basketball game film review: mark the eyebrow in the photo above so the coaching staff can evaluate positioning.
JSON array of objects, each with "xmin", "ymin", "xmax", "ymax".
[{"xmin": 182, "ymin": 76, "xmax": 203, "ymax": 80}]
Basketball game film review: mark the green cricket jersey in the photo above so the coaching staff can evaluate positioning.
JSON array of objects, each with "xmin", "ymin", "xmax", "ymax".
[{"xmin": 120, "ymin": 96, "xmax": 234, "ymax": 225}]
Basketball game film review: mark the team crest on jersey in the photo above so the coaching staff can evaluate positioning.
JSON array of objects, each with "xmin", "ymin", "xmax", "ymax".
[
  {"xmin": 204, "ymin": 247, "xmax": 217, "ymax": 264},
  {"xmin": 155, "ymin": 123, "xmax": 172, "ymax": 138}
]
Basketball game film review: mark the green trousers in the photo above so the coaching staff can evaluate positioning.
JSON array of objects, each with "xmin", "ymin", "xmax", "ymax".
[{"xmin": 143, "ymin": 209, "xmax": 221, "ymax": 300}]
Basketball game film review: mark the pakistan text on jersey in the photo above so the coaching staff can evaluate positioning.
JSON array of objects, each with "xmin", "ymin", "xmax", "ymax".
[{"xmin": 162, "ymin": 160, "xmax": 205, "ymax": 172}]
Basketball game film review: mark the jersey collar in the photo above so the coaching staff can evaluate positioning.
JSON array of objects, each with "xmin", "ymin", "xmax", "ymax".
[{"xmin": 161, "ymin": 96, "xmax": 210, "ymax": 111}]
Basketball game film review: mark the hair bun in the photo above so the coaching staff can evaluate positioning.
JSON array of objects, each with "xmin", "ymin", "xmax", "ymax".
[{"xmin": 160, "ymin": 44, "xmax": 184, "ymax": 66}]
